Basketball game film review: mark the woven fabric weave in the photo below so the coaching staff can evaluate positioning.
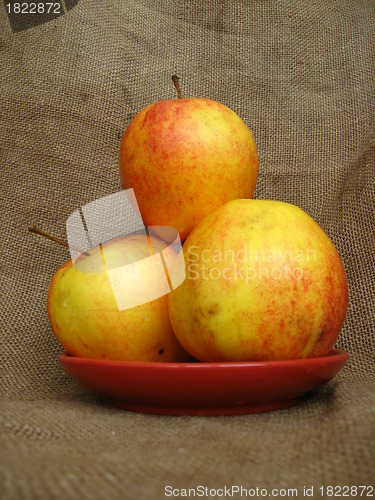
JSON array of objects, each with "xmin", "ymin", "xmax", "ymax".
[{"xmin": 1, "ymin": 1, "xmax": 374, "ymax": 498}]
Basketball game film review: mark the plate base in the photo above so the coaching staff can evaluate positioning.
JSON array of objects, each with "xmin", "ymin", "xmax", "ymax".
[
  {"xmin": 110, "ymin": 398, "xmax": 298, "ymax": 416},
  {"xmin": 59, "ymin": 349, "xmax": 348, "ymax": 416}
]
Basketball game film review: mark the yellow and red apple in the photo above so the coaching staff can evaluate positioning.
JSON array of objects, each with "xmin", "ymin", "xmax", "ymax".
[
  {"xmin": 47, "ymin": 233, "xmax": 189, "ymax": 362},
  {"xmin": 168, "ymin": 199, "xmax": 349, "ymax": 361},
  {"xmin": 119, "ymin": 82, "xmax": 259, "ymax": 241}
]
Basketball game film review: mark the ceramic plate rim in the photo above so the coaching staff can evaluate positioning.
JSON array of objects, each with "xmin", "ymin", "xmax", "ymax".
[{"xmin": 59, "ymin": 348, "xmax": 348, "ymax": 369}]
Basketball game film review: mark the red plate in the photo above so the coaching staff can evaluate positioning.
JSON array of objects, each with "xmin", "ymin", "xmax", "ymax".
[{"xmin": 59, "ymin": 349, "xmax": 348, "ymax": 416}]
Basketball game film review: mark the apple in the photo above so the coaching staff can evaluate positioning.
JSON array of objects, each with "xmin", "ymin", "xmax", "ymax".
[
  {"xmin": 47, "ymin": 233, "xmax": 189, "ymax": 362},
  {"xmin": 168, "ymin": 199, "xmax": 349, "ymax": 361},
  {"xmin": 119, "ymin": 76, "xmax": 259, "ymax": 241}
]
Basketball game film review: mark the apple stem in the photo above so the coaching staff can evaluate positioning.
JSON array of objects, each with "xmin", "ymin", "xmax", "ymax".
[
  {"xmin": 172, "ymin": 75, "xmax": 183, "ymax": 99},
  {"xmin": 28, "ymin": 224, "xmax": 90, "ymax": 256}
]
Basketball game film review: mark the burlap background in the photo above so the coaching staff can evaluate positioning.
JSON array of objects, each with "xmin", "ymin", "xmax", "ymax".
[{"xmin": 1, "ymin": 1, "xmax": 374, "ymax": 498}]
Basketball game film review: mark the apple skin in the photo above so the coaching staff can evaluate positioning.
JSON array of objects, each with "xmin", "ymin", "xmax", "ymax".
[
  {"xmin": 119, "ymin": 98, "xmax": 259, "ymax": 241},
  {"xmin": 47, "ymin": 234, "xmax": 189, "ymax": 362},
  {"xmin": 168, "ymin": 199, "xmax": 349, "ymax": 362}
]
